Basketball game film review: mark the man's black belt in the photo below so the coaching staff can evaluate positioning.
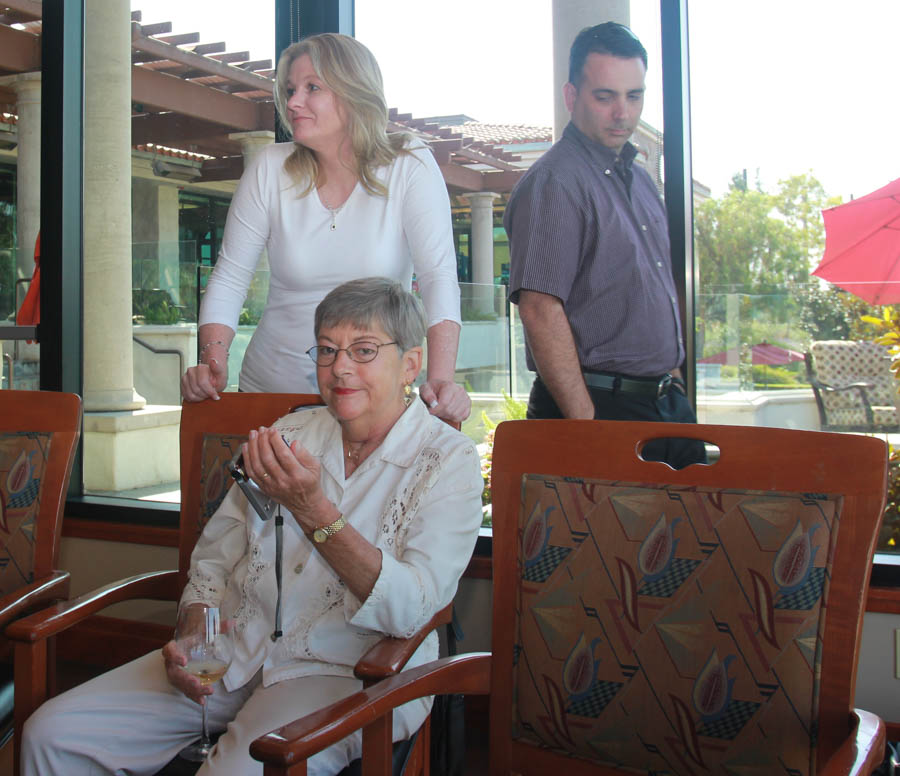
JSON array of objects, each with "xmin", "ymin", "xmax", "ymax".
[{"xmin": 583, "ymin": 370, "xmax": 674, "ymax": 398}]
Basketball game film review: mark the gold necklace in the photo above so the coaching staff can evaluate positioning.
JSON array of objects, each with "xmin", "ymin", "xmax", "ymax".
[{"xmin": 345, "ymin": 440, "xmax": 364, "ymax": 464}]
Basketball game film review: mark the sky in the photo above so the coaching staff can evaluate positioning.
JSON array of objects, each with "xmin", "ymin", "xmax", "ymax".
[{"xmin": 133, "ymin": 0, "xmax": 900, "ymax": 203}]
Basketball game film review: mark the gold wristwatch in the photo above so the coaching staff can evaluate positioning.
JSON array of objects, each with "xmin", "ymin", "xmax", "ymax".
[{"xmin": 311, "ymin": 514, "xmax": 347, "ymax": 544}]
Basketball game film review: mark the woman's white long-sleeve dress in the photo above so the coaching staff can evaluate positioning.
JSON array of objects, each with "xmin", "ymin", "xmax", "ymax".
[
  {"xmin": 21, "ymin": 400, "xmax": 484, "ymax": 776},
  {"xmin": 199, "ymin": 140, "xmax": 461, "ymax": 393}
]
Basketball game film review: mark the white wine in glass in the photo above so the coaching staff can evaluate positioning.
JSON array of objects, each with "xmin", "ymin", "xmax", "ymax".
[{"xmin": 175, "ymin": 605, "xmax": 233, "ymax": 762}]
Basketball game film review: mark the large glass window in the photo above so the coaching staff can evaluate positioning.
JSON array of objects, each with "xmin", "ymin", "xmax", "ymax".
[
  {"xmin": 76, "ymin": 2, "xmax": 275, "ymax": 500},
  {"xmin": 689, "ymin": 0, "xmax": 900, "ymax": 553},
  {"xmin": 356, "ymin": 0, "xmax": 666, "ymax": 458}
]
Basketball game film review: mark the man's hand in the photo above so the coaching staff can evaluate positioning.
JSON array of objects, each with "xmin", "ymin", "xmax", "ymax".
[{"xmin": 516, "ymin": 291, "xmax": 594, "ymax": 419}]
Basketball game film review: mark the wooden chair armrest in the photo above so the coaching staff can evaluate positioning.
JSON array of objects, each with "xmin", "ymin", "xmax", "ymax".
[
  {"xmin": 5, "ymin": 570, "xmax": 179, "ymax": 644},
  {"xmin": 0, "ymin": 571, "xmax": 70, "ymax": 629},
  {"xmin": 250, "ymin": 653, "xmax": 490, "ymax": 770},
  {"xmin": 818, "ymin": 709, "xmax": 885, "ymax": 776},
  {"xmin": 353, "ymin": 604, "xmax": 453, "ymax": 685}
]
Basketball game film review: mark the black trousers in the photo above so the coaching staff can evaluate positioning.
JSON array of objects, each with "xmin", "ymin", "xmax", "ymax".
[{"xmin": 526, "ymin": 374, "xmax": 708, "ymax": 470}]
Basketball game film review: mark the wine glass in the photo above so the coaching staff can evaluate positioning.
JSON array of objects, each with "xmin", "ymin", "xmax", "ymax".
[{"xmin": 175, "ymin": 604, "xmax": 234, "ymax": 762}]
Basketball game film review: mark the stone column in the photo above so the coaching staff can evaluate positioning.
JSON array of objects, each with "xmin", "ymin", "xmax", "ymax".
[
  {"xmin": 9, "ymin": 74, "xmax": 41, "ymax": 285},
  {"xmin": 463, "ymin": 192, "xmax": 500, "ymax": 314},
  {"xmin": 552, "ymin": 0, "xmax": 630, "ymax": 140},
  {"xmin": 229, "ymin": 130, "xmax": 276, "ymax": 168},
  {"xmin": 83, "ymin": 0, "xmax": 145, "ymax": 411},
  {"xmin": 157, "ymin": 184, "xmax": 180, "ymax": 303}
]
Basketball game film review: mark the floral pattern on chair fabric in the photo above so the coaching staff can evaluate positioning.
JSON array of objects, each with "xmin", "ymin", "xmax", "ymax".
[
  {"xmin": 809, "ymin": 340, "xmax": 900, "ymax": 430},
  {"xmin": 0, "ymin": 433, "xmax": 51, "ymax": 595},
  {"xmin": 195, "ymin": 434, "xmax": 247, "ymax": 538},
  {"xmin": 512, "ymin": 474, "xmax": 841, "ymax": 775}
]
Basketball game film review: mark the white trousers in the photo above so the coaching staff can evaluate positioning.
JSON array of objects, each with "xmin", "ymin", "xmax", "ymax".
[{"xmin": 21, "ymin": 650, "xmax": 430, "ymax": 776}]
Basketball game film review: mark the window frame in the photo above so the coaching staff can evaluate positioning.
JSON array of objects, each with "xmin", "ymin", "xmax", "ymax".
[{"xmin": 45, "ymin": 0, "xmax": 899, "ymax": 593}]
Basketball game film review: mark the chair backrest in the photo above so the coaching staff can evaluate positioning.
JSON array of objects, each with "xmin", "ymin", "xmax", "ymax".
[
  {"xmin": 489, "ymin": 420, "xmax": 887, "ymax": 776},
  {"xmin": 811, "ymin": 340, "xmax": 897, "ymax": 408},
  {"xmin": 0, "ymin": 391, "xmax": 81, "ymax": 593},
  {"xmin": 177, "ymin": 392, "xmax": 323, "ymax": 591}
]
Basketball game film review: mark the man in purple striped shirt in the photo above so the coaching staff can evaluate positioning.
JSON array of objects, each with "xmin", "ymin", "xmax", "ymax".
[{"xmin": 505, "ymin": 22, "xmax": 705, "ymax": 469}]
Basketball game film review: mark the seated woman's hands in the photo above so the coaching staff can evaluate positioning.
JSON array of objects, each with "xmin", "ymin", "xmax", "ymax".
[
  {"xmin": 162, "ymin": 639, "xmax": 213, "ymax": 705},
  {"xmin": 241, "ymin": 426, "xmax": 333, "ymax": 533},
  {"xmin": 418, "ymin": 379, "xmax": 471, "ymax": 424}
]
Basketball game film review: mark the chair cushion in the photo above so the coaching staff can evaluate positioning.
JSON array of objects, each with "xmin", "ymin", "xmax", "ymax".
[
  {"xmin": 511, "ymin": 474, "xmax": 841, "ymax": 775},
  {"xmin": 0, "ymin": 432, "xmax": 51, "ymax": 595}
]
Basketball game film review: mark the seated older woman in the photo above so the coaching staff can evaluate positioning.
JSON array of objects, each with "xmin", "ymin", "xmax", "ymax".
[{"xmin": 22, "ymin": 277, "xmax": 484, "ymax": 776}]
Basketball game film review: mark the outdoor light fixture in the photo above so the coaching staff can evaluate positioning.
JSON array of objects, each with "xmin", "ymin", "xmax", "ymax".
[{"xmin": 152, "ymin": 158, "xmax": 202, "ymax": 182}]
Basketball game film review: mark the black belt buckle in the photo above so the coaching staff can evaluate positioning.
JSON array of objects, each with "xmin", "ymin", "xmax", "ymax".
[{"xmin": 657, "ymin": 373, "xmax": 673, "ymax": 398}]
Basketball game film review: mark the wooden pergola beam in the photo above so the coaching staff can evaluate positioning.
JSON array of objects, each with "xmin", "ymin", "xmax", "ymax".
[
  {"xmin": 131, "ymin": 23, "xmax": 272, "ymax": 94},
  {"xmin": 198, "ymin": 155, "xmax": 246, "ymax": 183},
  {"xmin": 451, "ymin": 145, "xmax": 520, "ymax": 172},
  {"xmin": 439, "ymin": 163, "xmax": 485, "ymax": 193},
  {"xmin": 0, "ymin": 23, "xmax": 40, "ymax": 74},
  {"xmin": 132, "ymin": 66, "xmax": 274, "ymax": 132},
  {"xmin": 156, "ymin": 32, "xmax": 201, "ymax": 46},
  {"xmin": 137, "ymin": 22, "xmax": 173, "ymax": 36},
  {"xmin": 439, "ymin": 164, "xmax": 525, "ymax": 194},
  {"xmin": 131, "ymin": 112, "xmax": 237, "ymax": 149}
]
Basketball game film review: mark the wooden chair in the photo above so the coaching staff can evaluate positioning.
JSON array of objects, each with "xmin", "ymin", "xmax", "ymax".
[
  {"xmin": 248, "ymin": 420, "xmax": 889, "ymax": 776},
  {"xmin": 0, "ymin": 391, "xmax": 81, "ymax": 750},
  {"xmin": 7, "ymin": 392, "xmax": 447, "ymax": 775}
]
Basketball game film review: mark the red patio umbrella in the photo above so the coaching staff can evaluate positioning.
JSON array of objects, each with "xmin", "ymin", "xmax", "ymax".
[
  {"xmin": 699, "ymin": 343, "xmax": 805, "ymax": 365},
  {"xmin": 811, "ymin": 176, "xmax": 900, "ymax": 305}
]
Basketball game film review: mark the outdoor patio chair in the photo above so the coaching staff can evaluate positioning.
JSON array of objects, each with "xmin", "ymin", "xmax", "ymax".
[
  {"xmin": 6, "ymin": 392, "xmax": 448, "ymax": 775},
  {"xmin": 805, "ymin": 339, "xmax": 900, "ymax": 432},
  {"xmin": 0, "ymin": 391, "xmax": 81, "ymax": 749},
  {"xmin": 247, "ymin": 419, "xmax": 889, "ymax": 776}
]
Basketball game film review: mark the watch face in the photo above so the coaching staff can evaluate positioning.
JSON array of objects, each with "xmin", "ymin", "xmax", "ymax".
[{"xmin": 313, "ymin": 528, "xmax": 328, "ymax": 543}]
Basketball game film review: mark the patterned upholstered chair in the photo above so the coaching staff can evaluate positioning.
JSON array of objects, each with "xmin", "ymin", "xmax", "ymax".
[
  {"xmin": 0, "ymin": 391, "xmax": 81, "ymax": 748},
  {"xmin": 806, "ymin": 340, "xmax": 900, "ymax": 432},
  {"xmin": 7, "ymin": 392, "xmax": 448, "ymax": 775},
  {"xmin": 251, "ymin": 420, "xmax": 889, "ymax": 776}
]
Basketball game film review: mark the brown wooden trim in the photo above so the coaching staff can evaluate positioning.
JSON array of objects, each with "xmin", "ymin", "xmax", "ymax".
[
  {"xmin": 62, "ymin": 519, "xmax": 179, "ymax": 547},
  {"xmin": 887, "ymin": 721, "xmax": 900, "ymax": 744},
  {"xmin": 57, "ymin": 615, "xmax": 172, "ymax": 669},
  {"xmin": 463, "ymin": 555, "xmax": 492, "ymax": 580},
  {"xmin": 866, "ymin": 586, "xmax": 900, "ymax": 614}
]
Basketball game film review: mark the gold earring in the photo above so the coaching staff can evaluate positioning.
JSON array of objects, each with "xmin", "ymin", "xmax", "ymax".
[{"xmin": 404, "ymin": 383, "xmax": 413, "ymax": 406}]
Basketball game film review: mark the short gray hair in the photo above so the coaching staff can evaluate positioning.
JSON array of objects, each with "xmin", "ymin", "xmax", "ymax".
[{"xmin": 314, "ymin": 277, "xmax": 426, "ymax": 352}]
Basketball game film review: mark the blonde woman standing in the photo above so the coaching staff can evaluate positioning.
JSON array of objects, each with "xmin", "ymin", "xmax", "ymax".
[{"xmin": 182, "ymin": 34, "xmax": 469, "ymax": 423}]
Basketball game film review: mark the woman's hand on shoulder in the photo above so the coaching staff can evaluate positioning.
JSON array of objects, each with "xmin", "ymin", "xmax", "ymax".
[
  {"xmin": 419, "ymin": 379, "xmax": 471, "ymax": 424},
  {"xmin": 162, "ymin": 639, "xmax": 212, "ymax": 705},
  {"xmin": 181, "ymin": 359, "xmax": 228, "ymax": 402}
]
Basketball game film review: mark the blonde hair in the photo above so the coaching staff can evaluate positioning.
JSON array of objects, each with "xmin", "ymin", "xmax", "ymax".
[{"xmin": 273, "ymin": 34, "xmax": 409, "ymax": 197}]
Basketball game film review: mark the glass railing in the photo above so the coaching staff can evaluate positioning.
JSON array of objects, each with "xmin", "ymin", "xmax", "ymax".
[{"xmin": 697, "ymin": 283, "xmax": 900, "ymax": 554}]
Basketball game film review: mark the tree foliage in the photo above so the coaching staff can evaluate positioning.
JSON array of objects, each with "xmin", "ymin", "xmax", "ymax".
[{"xmin": 695, "ymin": 171, "xmax": 840, "ymax": 296}]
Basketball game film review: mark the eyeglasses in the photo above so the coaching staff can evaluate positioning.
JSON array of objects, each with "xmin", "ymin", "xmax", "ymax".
[{"xmin": 306, "ymin": 341, "xmax": 398, "ymax": 366}]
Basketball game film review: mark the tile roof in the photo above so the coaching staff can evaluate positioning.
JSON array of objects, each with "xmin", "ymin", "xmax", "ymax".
[{"xmin": 452, "ymin": 122, "xmax": 552, "ymax": 145}]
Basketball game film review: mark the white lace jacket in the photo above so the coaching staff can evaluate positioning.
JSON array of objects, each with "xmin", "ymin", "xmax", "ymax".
[{"xmin": 181, "ymin": 399, "xmax": 484, "ymax": 691}]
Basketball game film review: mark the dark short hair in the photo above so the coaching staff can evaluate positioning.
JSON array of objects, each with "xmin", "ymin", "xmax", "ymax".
[
  {"xmin": 314, "ymin": 277, "xmax": 426, "ymax": 352},
  {"xmin": 568, "ymin": 22, "xmax": 648, "ymax": 87}
]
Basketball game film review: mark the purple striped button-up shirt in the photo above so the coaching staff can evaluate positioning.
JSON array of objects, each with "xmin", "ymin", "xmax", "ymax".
[{"xmin": 505, "ymin": 122, "xmax": 684, "ymax": 378}]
